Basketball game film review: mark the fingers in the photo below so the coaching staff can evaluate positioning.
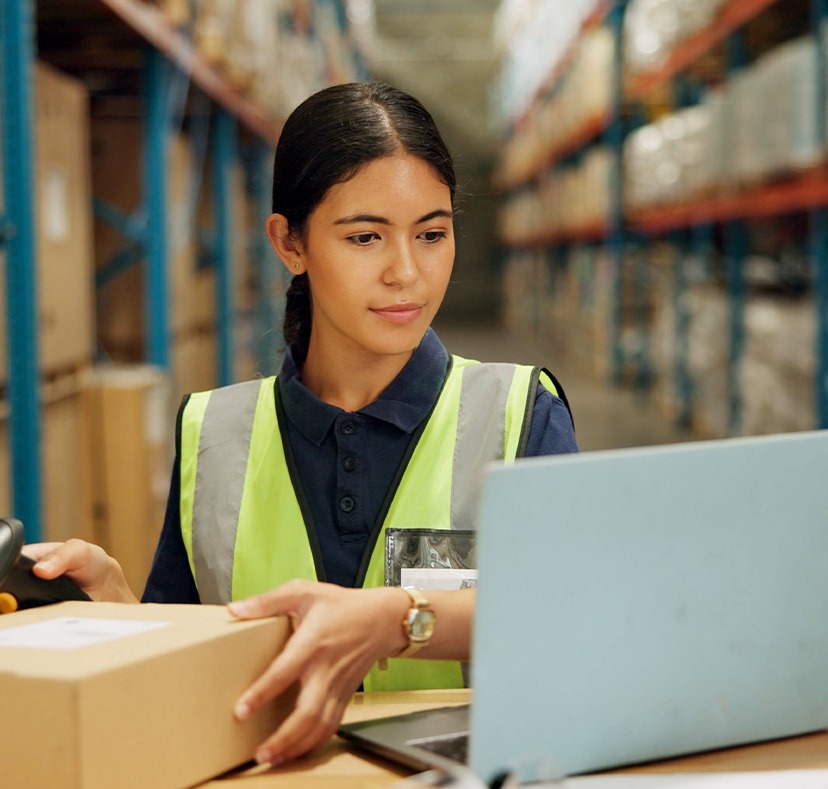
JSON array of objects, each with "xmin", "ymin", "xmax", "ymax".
[
  {"xmin": 23, "ymin": 539, "xmax": 137, "ymax": 603},
  {"xmin": 235, "ymin": 628, "xmax": 318, "ymax": 721},
  {"xmin": 254, "ymin": 674, "xmax": 353, "ymax": 765},
  {"xmin": 21, "ymin": 542, "xmax": 65, "ymax": 569},
  {"xmin": 229, "ymin": 578, "xmax": 320, "ymax": 621},
  {"xmin": 27, "ymin": 541, "xmax": 83, "ymax": 579}
]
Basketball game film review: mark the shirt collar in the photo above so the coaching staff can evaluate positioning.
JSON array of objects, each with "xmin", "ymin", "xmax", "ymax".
[{"xmin": 278, "ymin": 328, "xmax": 451, "ymax": 447}]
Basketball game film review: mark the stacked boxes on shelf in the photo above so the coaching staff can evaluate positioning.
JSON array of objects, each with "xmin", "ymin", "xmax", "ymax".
[
  {"xmin": 0, "ymin": 66, "xmax": 177, "ymax": 571},
  {"xmin": 156, "ymin": 0, "xmax": 362, "ymax": 120},
  {"xmin": 493, "ymin": 0, "xmax": 603, "ymax": 125},
  {"xmin": 91, "ymin": 120, "xmax": 257, "ymax": 406},
  {"xmin": 497, "ymin": 27, "xmax": 614, "ymax": 189},
  {"xmin": 0, "ymin": 63, "xmax": 96, "ymax": 542},
  {"xmin": 499, "ymin": 145, "xmax": 613, "ymax": 244},
  {"xmin": 624, "ymin": 0, "xmax": 728, "ymax": 73},
  {"xmin": 495, "ymin": 0, "xmax": 828, "ymax": 436},
  {"xmin": 625, "ymin": 35, "xmax": 822, "ymax": 211}
]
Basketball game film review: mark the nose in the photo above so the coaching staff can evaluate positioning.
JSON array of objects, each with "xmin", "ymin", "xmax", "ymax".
[{"xmin": 383, "ymin": 240, "xmax": 419, "ymax": 287}]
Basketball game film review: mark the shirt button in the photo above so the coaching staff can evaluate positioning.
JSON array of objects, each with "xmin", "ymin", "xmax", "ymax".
[
  {"xmin": 343, "ymin": 456, "xmax": 358, "ymax": 472},
  {"xmin": 339, "ymin": 496, "xmax": 355, "ymax": 513},
  {"xmin": 341, "ymin": 421, "xmax": 356, "ymax": 435}
]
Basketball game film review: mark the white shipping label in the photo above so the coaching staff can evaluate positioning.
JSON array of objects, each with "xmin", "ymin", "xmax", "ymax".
[
  {"xmin": 401, "ymin": 568, "xmax": 478, "ymax": 592},
  {"xmin": 0, "ymin": 617, "xmax": 171, "ymax": 650},
  {"xmin": 42, "ymin": 165, "xmax": 70, "ymax": 242},
  {"xmin": 144, "ymin": 378, "xmax": 170, "ymax": 446}
]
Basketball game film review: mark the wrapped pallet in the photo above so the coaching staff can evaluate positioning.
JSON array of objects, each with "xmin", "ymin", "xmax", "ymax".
[{"xmin": 740, "ymin": 296, "xmax": 815, "ymax": 436}]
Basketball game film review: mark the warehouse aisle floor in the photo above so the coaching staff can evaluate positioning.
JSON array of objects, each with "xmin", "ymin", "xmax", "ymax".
[{"xmin": 434, "ymin": 323, "xmax": 696, "ymax": 453}]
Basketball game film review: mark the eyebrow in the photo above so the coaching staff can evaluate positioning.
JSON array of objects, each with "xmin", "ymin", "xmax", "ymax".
[{"xmin": 333, "ymin": 209, "xmax": 453, "ymax": 226}]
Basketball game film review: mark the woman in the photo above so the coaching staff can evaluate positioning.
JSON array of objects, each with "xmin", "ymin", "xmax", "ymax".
[{"xmin": 29, "ymin": 81, "xmax": 577, "ymax": 764}]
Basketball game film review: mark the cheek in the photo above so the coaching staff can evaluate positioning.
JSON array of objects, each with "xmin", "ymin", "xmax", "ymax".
[{"xmin": 427, "ymin": 250, "xmax": 454, "ymax": 289}]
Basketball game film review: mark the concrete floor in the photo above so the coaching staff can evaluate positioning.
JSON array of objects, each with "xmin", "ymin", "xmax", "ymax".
[{"xmin": 433, "ymin": 323, "xmax": 696, "ymax": 453}]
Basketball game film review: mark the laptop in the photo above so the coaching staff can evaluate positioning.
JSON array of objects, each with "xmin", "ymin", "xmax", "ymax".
[{"xmin": 339, "ymin": 430, "xmax": 828, "ymax": 784}]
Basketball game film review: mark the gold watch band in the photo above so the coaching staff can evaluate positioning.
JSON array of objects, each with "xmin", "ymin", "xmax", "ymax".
[{"xmin": 396, "ymin": 587, "xmax": 435, "ymax": 659}]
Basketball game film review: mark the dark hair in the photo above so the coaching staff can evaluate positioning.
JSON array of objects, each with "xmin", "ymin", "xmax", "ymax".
[{"xmin": 273, "ymin": 81, "xmax": 457, "ymax": 364}]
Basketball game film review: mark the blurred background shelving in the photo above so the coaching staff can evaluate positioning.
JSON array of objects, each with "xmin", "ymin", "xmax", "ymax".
[
  {"xmin": 0, "ymin": 0, "xmax": 366, "ymax": 552},
  {"xmin": 0, "ymin": 0, "xmax": 825, "ymax": 579},
  {"xmin": 495, "ymin": 0, "xmax": 828, "ymax": 444}
]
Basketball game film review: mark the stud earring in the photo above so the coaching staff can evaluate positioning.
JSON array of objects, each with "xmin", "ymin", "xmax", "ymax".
[{"xmin": 292, "ymin": 262, "xmax": 300, "ymax": 272}]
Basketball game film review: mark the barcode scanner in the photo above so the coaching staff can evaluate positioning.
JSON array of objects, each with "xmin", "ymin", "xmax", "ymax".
[{"xmin": 0, "ymin": 518, "xmax": 91, "ymax": 614}]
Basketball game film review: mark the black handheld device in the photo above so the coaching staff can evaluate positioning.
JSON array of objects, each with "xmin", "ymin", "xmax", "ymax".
[{"xmin": 0, "ymin": 518, "xmax": 91, "ymax": 613}]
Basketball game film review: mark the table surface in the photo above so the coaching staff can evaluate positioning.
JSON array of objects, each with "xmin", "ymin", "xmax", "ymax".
[{"xmin": 202, "ymin": 690, "xmax": 828, "ymax": 788}]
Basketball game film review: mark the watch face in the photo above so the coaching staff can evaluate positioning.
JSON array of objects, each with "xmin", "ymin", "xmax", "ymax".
[{"xmin": 407, "ymin": 608, "xmax": 436, "ymax": 642}]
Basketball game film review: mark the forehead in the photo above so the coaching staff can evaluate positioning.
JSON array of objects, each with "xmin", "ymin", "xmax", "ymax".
[{"xmin": 314, "ymin": 154, "xmax": 452, "ymax": 220}]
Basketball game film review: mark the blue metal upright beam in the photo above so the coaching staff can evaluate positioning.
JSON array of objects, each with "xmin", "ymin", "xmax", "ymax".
[
  {"xmin": 607, "ymin": 0, "xmax": 628, "ymax": 384},
  {"xmin": 723, "ymin": 30, "xmax": 749, "ymax": 436},
  {"xmin": 671, "ymin": 230, "xmax": 692, "ymax": 429},
  {"xmin": 142, "ymin": 48, "xmax": 172, "ymax": 369},
  {"xmin": 810, "ymin": 0, "xmax": 828, "ymax": 428},
  {"xmin": 0, "ymin": 0, "xmax": 43, "ymax": 539},
  {"xmin": 811, "ymin": 209, "xmax": 828, "ymax": 428},
  {"xmin": 213, "ymin": 108, "xmax": 237, "ymax": 386},
  {"xmin": 724, "ymin": 220, "xmax": 748, "ymax": 435},
  {"xmin": 250, "ymin": 139, "xmax": 285, "ymax": 375}
]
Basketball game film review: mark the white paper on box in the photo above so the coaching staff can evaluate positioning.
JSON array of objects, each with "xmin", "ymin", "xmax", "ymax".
[
  {"xmin": 0, "ymin": 616, "xmax": 171, "ymax": 650},
  {"xmin": 42, "ymin": 164, "xmax": 70, "ymax": 241}
]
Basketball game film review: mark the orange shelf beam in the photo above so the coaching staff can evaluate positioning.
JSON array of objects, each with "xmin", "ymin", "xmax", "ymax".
[
  {"xmin": 626, "ymin": 0, "xmax": 783, "ymax": 100},
  {"xmin": 510, "ymin": 221, "xmax": 611, "ymax": 249},
  {"xmin": 545, "ymin": 112, "xmax": 612, "ymax": 170},
  {"xmin": 499, "ymin": 112, "xmax": 613, "ymax": 192},
  {"xmin": 630, "ymin": 170, "xmax": 828, "ymax": 234},
  {"xmin": 98, "ymin": 0, "xmax": 281, "ymax": 143}
]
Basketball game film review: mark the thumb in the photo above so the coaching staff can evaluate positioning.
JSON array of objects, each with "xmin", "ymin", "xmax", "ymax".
[{"xmin": 228, "ymin": 584, "xmax": 305, "ymax": 621}]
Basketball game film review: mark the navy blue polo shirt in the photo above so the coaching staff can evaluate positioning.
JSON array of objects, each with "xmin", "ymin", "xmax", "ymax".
[{"xmin": 141, "ymin": 329, "xmax": 578, "ymax": 603}]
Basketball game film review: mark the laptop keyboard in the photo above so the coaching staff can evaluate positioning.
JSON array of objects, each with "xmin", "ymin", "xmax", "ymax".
[{"xmin": 409, "ymin": 732, "xmax": 469, "ymax": 763}]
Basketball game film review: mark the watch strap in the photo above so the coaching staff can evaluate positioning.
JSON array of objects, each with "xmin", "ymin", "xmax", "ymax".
[{"xmin": 396, "ymin": 587, "xmax": 434, "ymax": 659}]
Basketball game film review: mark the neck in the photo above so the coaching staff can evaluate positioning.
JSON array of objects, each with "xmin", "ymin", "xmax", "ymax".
[{"xmin": 301, "ymin": 343, "xmax": 414, "ymax": 412}]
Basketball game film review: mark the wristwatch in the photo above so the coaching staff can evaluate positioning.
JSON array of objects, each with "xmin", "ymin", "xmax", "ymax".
[{"xmin": 396, "ymin": 587, "xmax": 436, "ymax": 658}]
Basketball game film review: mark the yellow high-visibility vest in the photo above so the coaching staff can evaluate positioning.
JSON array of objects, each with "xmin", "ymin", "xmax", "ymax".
[{"xmin": 180, "ymin": 356, "xmax": 559, "ymax": 691}]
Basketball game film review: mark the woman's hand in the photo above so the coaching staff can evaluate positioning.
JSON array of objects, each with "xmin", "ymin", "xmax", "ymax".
[
  {"xmin": 23, "ymin": 540, "xmax": 139, "ymax": 603},
  {"xmin": 229, "ymin": 580, "xmax": 410, "ymax": 766}
]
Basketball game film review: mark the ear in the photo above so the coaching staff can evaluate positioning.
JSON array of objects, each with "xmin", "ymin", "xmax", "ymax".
[{"xmin": 265, "ymin": 214, "xmax": 305, "ymax": 276}]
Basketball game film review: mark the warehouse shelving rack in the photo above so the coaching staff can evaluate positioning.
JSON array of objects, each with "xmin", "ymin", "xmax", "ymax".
[
  {"xmin": 497, "ymin": 0, "xmax": 828, "ymax": 436},
  {"xmin": 0, "ymin": 0, "xmax": 362, "ymax": 541}
]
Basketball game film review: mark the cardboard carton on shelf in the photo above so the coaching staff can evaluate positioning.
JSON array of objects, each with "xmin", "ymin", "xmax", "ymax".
[
  {"xmin": 83, "ymin": 365, "xmax": 173, "ymax": 594},
  {"xmin": 0, "ymin": 61, "xmax": 95, "ymax": 383},
  {"xmin": 0, "ymin": 601, "xmax": 293, "ymax": 789},
  {"xmin": 0, "ymin": 375, "xmax": 95, "ymax": 545}
]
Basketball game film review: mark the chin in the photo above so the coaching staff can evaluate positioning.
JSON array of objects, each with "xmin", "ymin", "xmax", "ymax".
[{"xmin": 366, "ymin": 327, "xmax": 426, "ymax": 358}]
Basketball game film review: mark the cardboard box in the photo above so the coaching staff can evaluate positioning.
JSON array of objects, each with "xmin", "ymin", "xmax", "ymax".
[
  {"xmin": 172, "ymin": 328, "xmax": 217, "ymax": 404},
  {"xmin": 0, "ymin": 377, "xmax": 95, "ymax": 544},
  {"xmin": 83, "ymin": 366, "xmax": 173, "ymax": 594},
  {"xmin": 0, "ymin": 601, "xmax": 293, "ymax": 789},
  {"xmin": 0, "ymin": 62, "xmax": 95, "ymax": 381}
]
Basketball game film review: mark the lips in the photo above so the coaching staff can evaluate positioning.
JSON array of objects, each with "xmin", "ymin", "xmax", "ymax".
[{"xmin": 371, "ymin": 303, "xmax": 424, "ymax": 325}]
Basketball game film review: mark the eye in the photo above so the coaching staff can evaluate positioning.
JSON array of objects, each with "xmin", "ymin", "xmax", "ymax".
[
  {"xmin": 419, "ymin": 230, "xmax": 447, "ymax": 243},
  {"xmin": 348, "ymin": 232, "xmax": 379, "ymax": 246}
]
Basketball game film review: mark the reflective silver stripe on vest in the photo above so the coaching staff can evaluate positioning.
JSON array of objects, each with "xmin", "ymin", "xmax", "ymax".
[
  {"xmin": 191, "ymin": 379, "xmax": 261, "ymax": 604},
  {"xmin": 452, "ymin": 363, "xmax": 516, "ymax": 531}
]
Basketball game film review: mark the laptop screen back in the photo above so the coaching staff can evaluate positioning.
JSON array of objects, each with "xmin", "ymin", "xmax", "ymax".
[{"xmin": 469, "ymin": 431, "xmax": 828, "ymax": 783}]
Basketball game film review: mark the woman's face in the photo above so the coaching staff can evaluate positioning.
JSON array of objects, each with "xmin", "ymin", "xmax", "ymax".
[{"xmin": 298, "ymin": 153, "xmax": 455, "ymax": 363}]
